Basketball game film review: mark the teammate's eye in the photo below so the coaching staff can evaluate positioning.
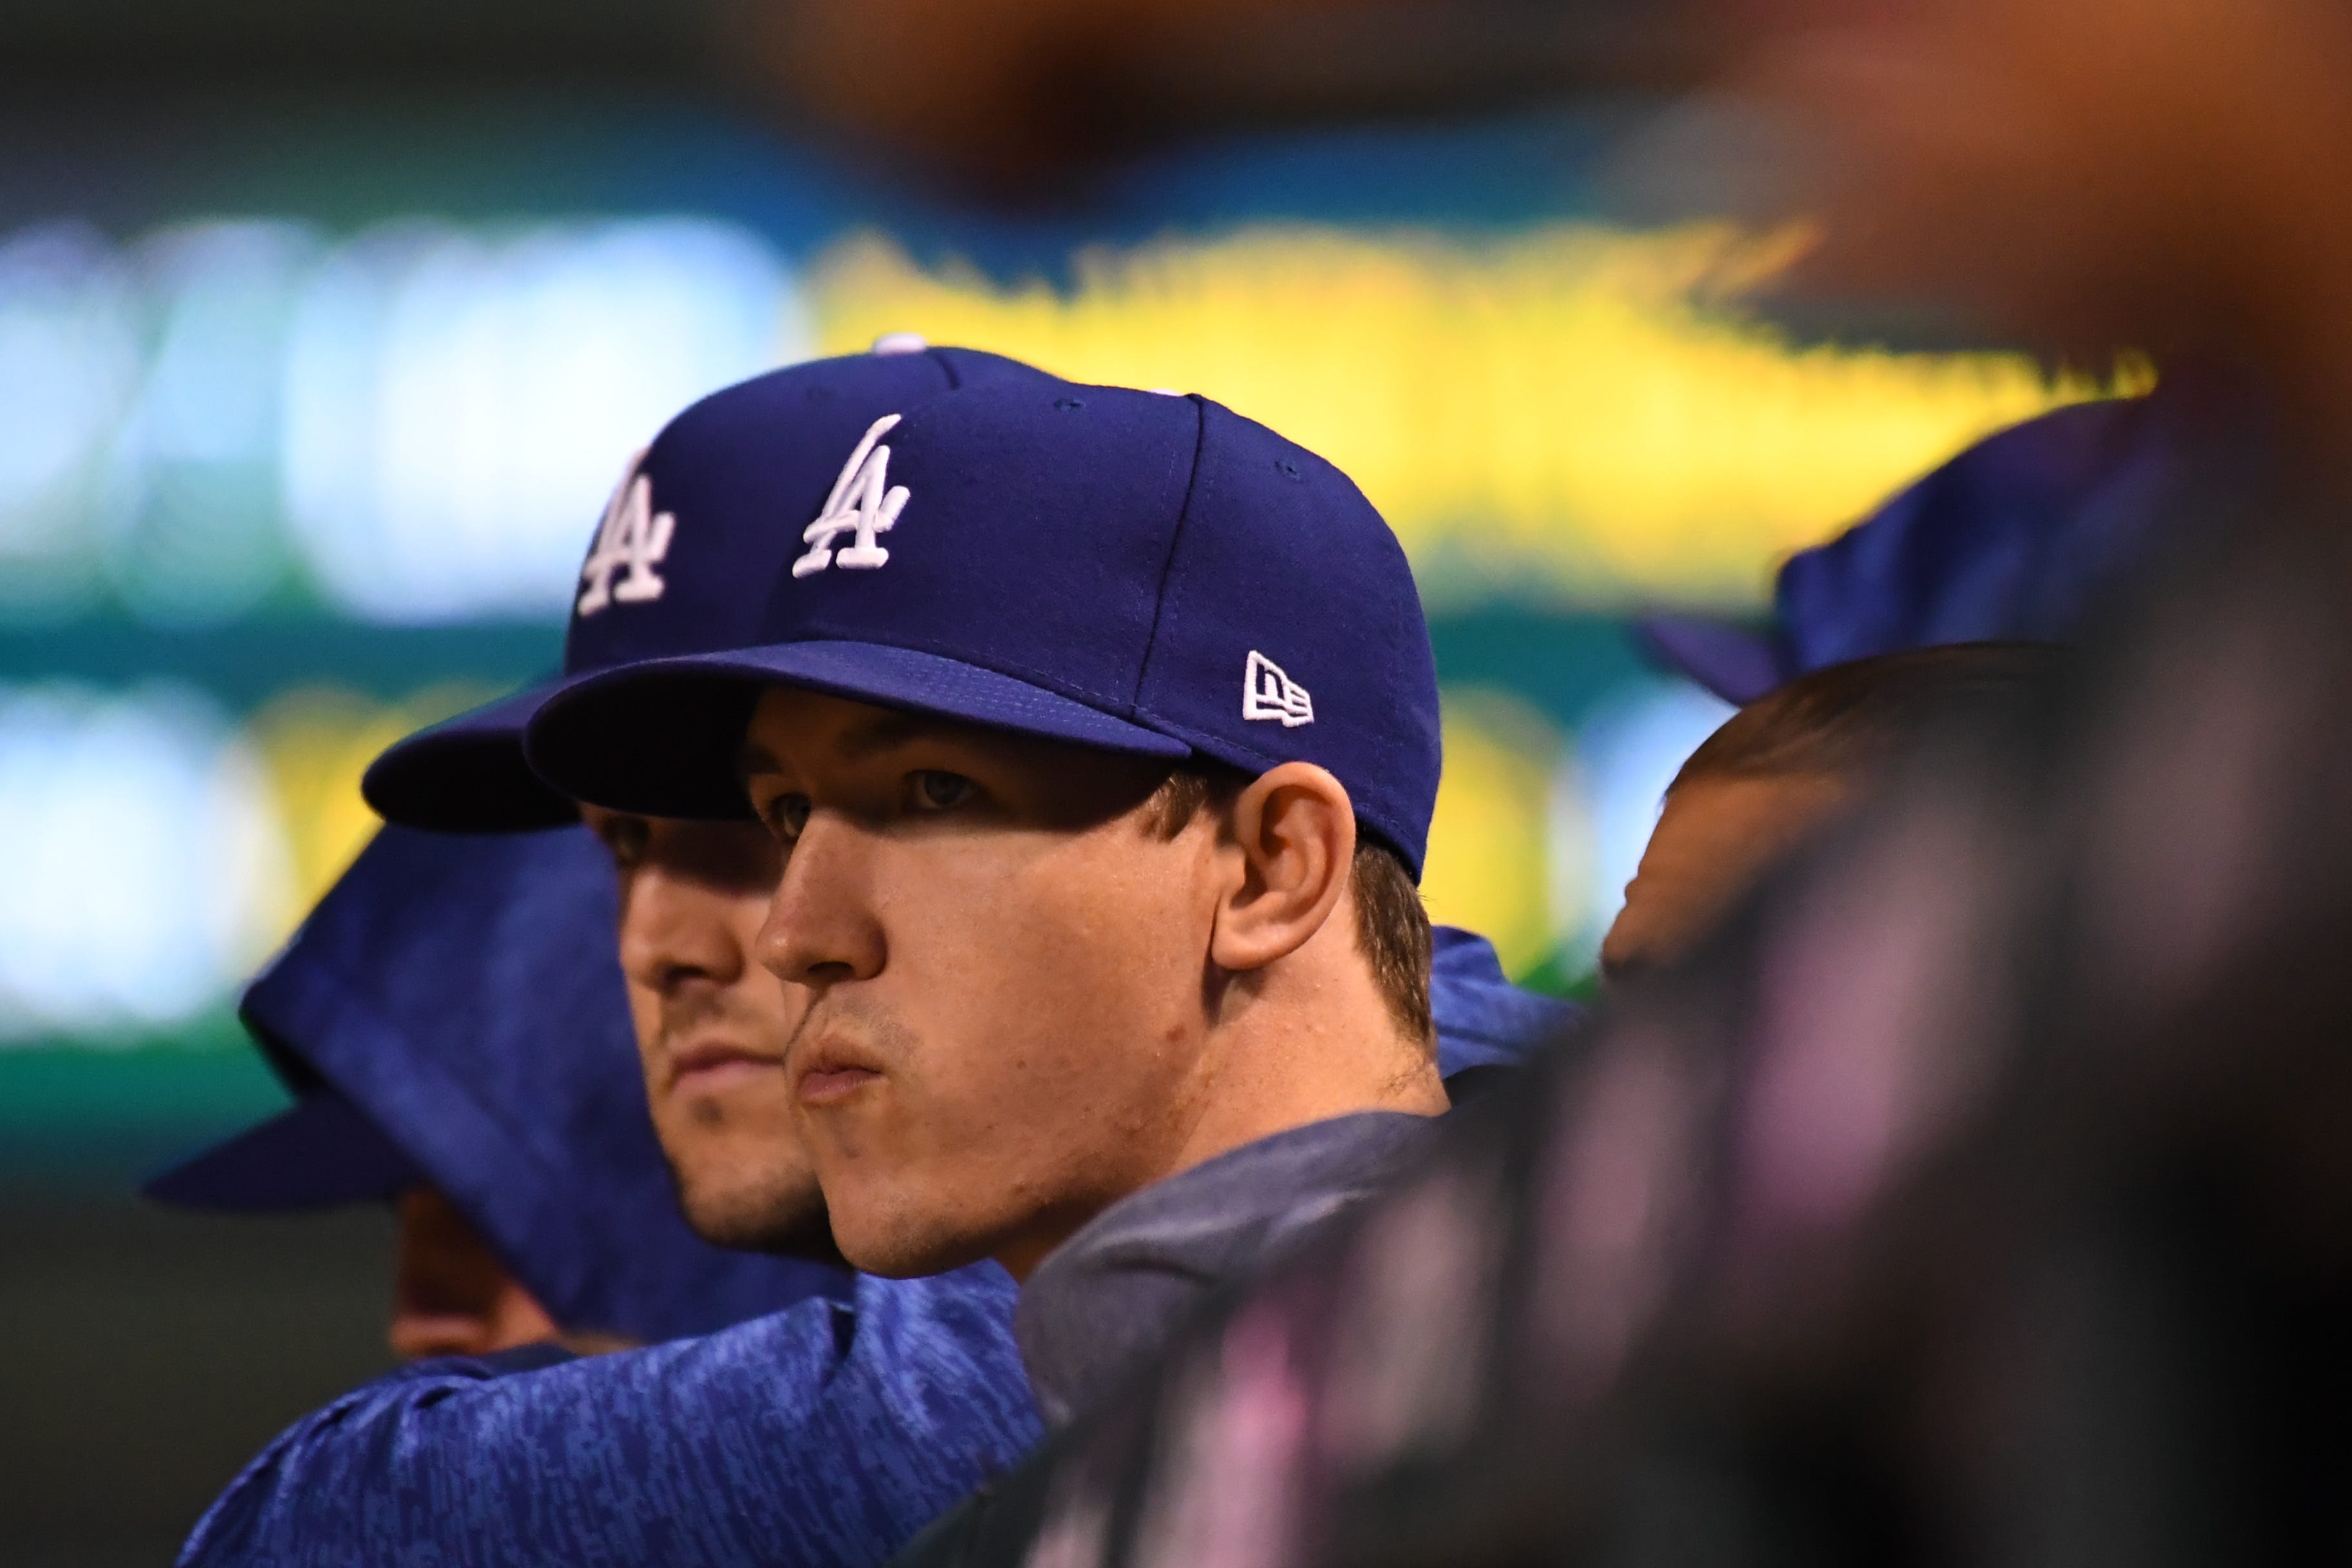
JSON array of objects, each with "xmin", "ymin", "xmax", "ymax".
[
  {"xmin": 764, "ymin": 794, "xmax": 812, "ymax": 843},
  {"xmin": 909, "ymin": 770, "xmax": 977, "ymax": 812},
  {"xmin": 598, "ymin": 815, "xmax": 651, "ymax": 869}
]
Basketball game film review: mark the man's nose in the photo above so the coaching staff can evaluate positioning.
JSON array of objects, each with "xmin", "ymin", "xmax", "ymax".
[
  {"xmin": 616, "ymin": 858, "xmax": 746, "ymax": 994},
  {"xmin": 757, "ymin": 814, "xmax": 885, "ymax": 989}
]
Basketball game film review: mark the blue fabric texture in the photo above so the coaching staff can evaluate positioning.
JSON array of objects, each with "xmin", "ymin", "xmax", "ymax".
[
  {"xmin": 172, "ymin": 914, "xmax": 1561, "ymax": 1568},
  {"xmin": 177, "ymin": 1264, "xmax": 1044, "ymax": 1568},
  {"xmin": 1429, "ymin": 925, "xmax": 1583, "ymax": 1075},
  {"xmin": 147, "ymin": 823, "xmax": 846, "ymax": 1346},
  {"xmin": 524, "ymin": 378, "xmax": 1444, "ymax": 874},
  {"xmin": 1638, "ymin": 393, "xmax": 2180, "ymax": 701}
]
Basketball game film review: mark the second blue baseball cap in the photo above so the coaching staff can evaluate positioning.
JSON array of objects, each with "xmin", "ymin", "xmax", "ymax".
[
  {"xmin": 1427, "ymin": 926, "xmax": 1584, "ymax": 1076},
  {"xmin": 145, "ymin": 1077, "xmax": 424, "ymax": 1210},
  {"xmin": 1638, "ymin": 393, "xmax": 2181, "ymax": 702},
  {"xmin": 524, "ymin": 377, "xmax": 1444, "ymax": 874},
  {"xmin": 361, "ymin": 343, "xmax": 1060, "ymax": 831},
  {"xmin": 152, "ymin": 823, "xmax": 847, "ymax": 1343}
]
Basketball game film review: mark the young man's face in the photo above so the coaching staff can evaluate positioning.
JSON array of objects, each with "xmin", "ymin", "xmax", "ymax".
[
  {"xmin": 387, "ymin": 1187, "xmax": 562, "ymax": 1360},
  {"xmin": 578, "ymin": 806, "xmax": 834, "ymax": 1257},
  {"xmin": 738, "ymin": 687, "xmax": 1222, "ymax": 1280},
  {"xmin": 1600, "ymin": 771, "xmax": 1856, "ymax": 984}
]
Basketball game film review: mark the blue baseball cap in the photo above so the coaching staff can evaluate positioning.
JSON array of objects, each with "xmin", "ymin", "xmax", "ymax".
[
  {"xmin": 144, "ymin": 823, "xmax": 847, "ymax": 1344},
  {"xmin": 145, "ymin": 1076, "xmax": 424, "ymax": 1209},
  {"xmin": 1428, "ymin": 926, "xmax": 1583, "ymax": 1077},
  {"xmin": 362, "ymin": 342, "xmax": 1061, "ymax": 832},
  {"xmin": 1639, "ymin": 393, "xmax": 2180, "ymax": 701},
  {"xmin": 524, "ymin": 377, "xmax": 1444, "ymax": 874}
]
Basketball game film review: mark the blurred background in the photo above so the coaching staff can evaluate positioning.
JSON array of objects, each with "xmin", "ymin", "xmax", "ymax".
[{"xmin": 0, "ymin": 0, "xmax": 2130, "ymax": 1559}]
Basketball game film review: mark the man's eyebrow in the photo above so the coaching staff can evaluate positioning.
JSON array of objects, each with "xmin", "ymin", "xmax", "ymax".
[
  {"xmin": 834, "ymin": 710, "xmax": 957, "ymax": 761},
  {"xmin": 736, "ymin": 739, "xmax": 781, "ymax": 786},
  {"xmin": 734, "ymin": 710, "xmax": 972, "ymax": 783}
]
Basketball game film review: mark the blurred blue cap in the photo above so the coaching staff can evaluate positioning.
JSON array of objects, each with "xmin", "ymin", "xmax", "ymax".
[
  {"xmin": 525, "ymin": 378, "xmax": 1444, "ymax": 873},
  {"xmin": 145, "ymin": 1079, "xmax": 422, "ymax": 1210},
  {"xmin": 143, "ymin": 823, "xmax": 847, "ymax": 1344},
  {"xmin": 362, "ymin": 344, "xmax": 1061, "ymax": 832},
  {"xmin": 1638, "ymin": 395, "xmax": 2179, "ymax": 701},
  {"xmin": 1429, "ymin": 926, "xmax": 1583, "ymax": 1076}
]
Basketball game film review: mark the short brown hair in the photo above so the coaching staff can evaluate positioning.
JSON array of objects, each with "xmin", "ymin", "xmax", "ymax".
[
  {"xmin": 1146, "ymin": 765, "xmax": 1434, "ymax": 1050},
  {"xmin": 1672, "ymin": 641, "xmax": 2061, "ymax": 794}
]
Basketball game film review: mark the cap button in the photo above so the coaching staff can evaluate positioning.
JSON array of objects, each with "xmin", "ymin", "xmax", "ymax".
[{"xmin": 870, "ymin": 331, "xmax": 928, "ymax": 355}]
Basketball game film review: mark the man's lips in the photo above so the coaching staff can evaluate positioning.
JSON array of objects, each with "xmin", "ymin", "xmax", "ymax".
[
  {"xmin": 666, "ymin": 1041, "xmax": 786, "ymax": 1094},
  {"xmin": 792, "ymin": 1039, "xmax": 884, "ymax": 1107},
  {"xmin": 798, "ymin": 1066, "xmax": 881, "ymax": 1106}
]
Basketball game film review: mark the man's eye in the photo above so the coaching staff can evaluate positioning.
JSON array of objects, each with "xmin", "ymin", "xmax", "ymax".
[
  {"xmin": 910, "ymin": 770, "xmax": 976, "ymax": 812},
  {"xmin": 598, "ymin": 816, "xmax": 651, "ymax": 868},
  {"xmin": 765, "ymin": 794, "xmax": 812, "ymax": 842}
]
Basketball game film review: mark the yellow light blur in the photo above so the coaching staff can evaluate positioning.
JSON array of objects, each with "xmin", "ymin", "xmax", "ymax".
[
  {"xmin": 1418, "ymin": 689, "xmax": 1566, "ymax": 979},
  {"xmin": 814, "ymin": 225, "xmax": 2149, "ymax": 606},
  {"xmin": 245, "ymin": 682, "xmax": 500, "ymax": 941}
]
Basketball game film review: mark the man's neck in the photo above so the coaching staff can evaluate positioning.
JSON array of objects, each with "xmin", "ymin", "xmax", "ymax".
[
  {"xmin": 1163, "ymin": 985, "xmax": 1446, "ymax": 1181},
  {"xmin": 985, "ymin": 909, "xmax": 1453, "ymax": 1285},
  {"xmin": 994, "ymin": 950, "xmax": 1446, "ymax": 1283}
]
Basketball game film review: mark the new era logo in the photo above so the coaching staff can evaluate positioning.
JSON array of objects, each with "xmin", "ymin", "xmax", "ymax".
[
  {"xmin": 795, "ymin": 414, "xmax": 908, "ymax": 578},
  {"xmin": 577, "ymin": 452, "xmax": 675, "ymax": 616},
  {"xmin": 1242, "ymin": 650, "xmax": 1314, "ymax": 727}
]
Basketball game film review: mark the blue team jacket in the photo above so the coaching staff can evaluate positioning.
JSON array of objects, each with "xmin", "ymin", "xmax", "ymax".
[
  {"xmin": 177, "ymin": 924, "xmax": 1569, "ymax": 1567},
  {"xmin": 178, "ymin": 1266, "xmax": 1042, "ymax": 1568}
]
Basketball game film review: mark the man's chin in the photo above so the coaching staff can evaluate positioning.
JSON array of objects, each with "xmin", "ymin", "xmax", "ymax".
[
  {"xmin": 825, "ymin": 1199, "xmax": 1001, "ymax": 1280},
  {"xmin": 672, "ymin": 1172, "xmax": 845, "ymax": 1265}
]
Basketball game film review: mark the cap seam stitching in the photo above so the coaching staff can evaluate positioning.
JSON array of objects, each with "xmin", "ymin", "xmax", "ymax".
[{"xmin": 1129, "ymin": 395, "xmax": 1209, "ymax": 715}]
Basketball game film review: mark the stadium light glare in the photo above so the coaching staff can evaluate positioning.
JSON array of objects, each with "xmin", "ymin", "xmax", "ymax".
[
  {"xmin": 0, "ymin": 683, "xmax": 288, "ymax": 1041},
  {"xmin": 812, "ymin": 225, "xmax": 2147, "ymax": 607},
  {"xmin": 104, "ymin": 220, "xmax": 321, "ymax": 625},
  {"xmin": 0, "ymin": 224, "xmax": 141, "ymax": 620},
  {"xmin": 282, "ymin": 218, "xmax": 803, "ymax": 623},
  {"xmin": 1571, "ymin": 680, "xmax": 1738, "ymax": 959}
]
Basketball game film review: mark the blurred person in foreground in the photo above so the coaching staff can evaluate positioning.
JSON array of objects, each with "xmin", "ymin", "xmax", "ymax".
[
  {"xmin": 889, "ymin": 451, "xmax": 2352, "ymax": 1568},
  {"xmin": 146, "ymin": 824, "xmax": 843, "ymax": 1361},
  {"xmin": 937, "ymin": 505, "xmax": 2352, "ymax": 1566},
  {"xmin": 868, "ymin": 1, "xmax": 2352, "ymax": 1562},
  {"xmin": 1603, "ymin": 380, "xmax": 2217, "ymax": 981},
  {"xmin": 182, "ymin": 346, "xmax": 1574, "ymax": 1568},
  {"xmin": 1600, "ymin": 643, "xmax": 2058, "ymax": 986},
  {"xmin": 521, "ymin": 369, "xmax": 1471, "ymax": 1434}
]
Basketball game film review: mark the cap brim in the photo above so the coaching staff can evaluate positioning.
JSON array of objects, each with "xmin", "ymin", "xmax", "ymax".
[
  {"xmin": 528, "ymin": 640, "xmax": 1193, "ymax": 819},
  {"xmin": 1631, "ymin": 614, "xmax": 1785, "ymax": 705},
  {"xmin": 142, "ymin": 1088, "xmax": 423, "ymax": 1212},
  {"xmin": 362, "ymin": 683, "xmax": 579, "ymax": 832}
]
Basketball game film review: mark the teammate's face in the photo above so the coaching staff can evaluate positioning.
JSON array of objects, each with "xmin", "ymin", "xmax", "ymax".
[
  {"xmin": 388, "ymin": 1186, "xmax": 562, "ymax": 1360},
  {"xmin": 1601, "ymin": 772, "xmax": 1856, "ymax": 984},
  {"xmin": 578, "ymin": 805, "xmax": 833, "ymax": 1257},
  {"xmin": 739, "ymin": 687, "xmax": 1216, "ymax": 1280}
]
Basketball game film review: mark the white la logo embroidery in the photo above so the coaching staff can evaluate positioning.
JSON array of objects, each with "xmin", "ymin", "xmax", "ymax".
[
  {"xmin": 576, "ymin": 453, "xmax": 675, "ymax": 616},
  {"xmin": 1242, "ymin": 650, "xmax": 1315, "ymax": 727},
  {"xmin": 794, "ymin": 414, "xmax": 908, "ymax": 578}
]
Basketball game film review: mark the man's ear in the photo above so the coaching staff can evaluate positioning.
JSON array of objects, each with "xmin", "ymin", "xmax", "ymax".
[{"xmin": 1208, "ymin": 762, "xmax": 1356, "ymax": 974}]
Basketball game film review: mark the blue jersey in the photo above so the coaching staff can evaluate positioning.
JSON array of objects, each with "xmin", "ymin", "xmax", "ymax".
[
  {"xmin": 175, "ymin": 922, "xmax": 1565, "ymax": 1568},
  {"xmin": 179, "ymin": 1266, "xmax": 1042, "ymax": 1568}
]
